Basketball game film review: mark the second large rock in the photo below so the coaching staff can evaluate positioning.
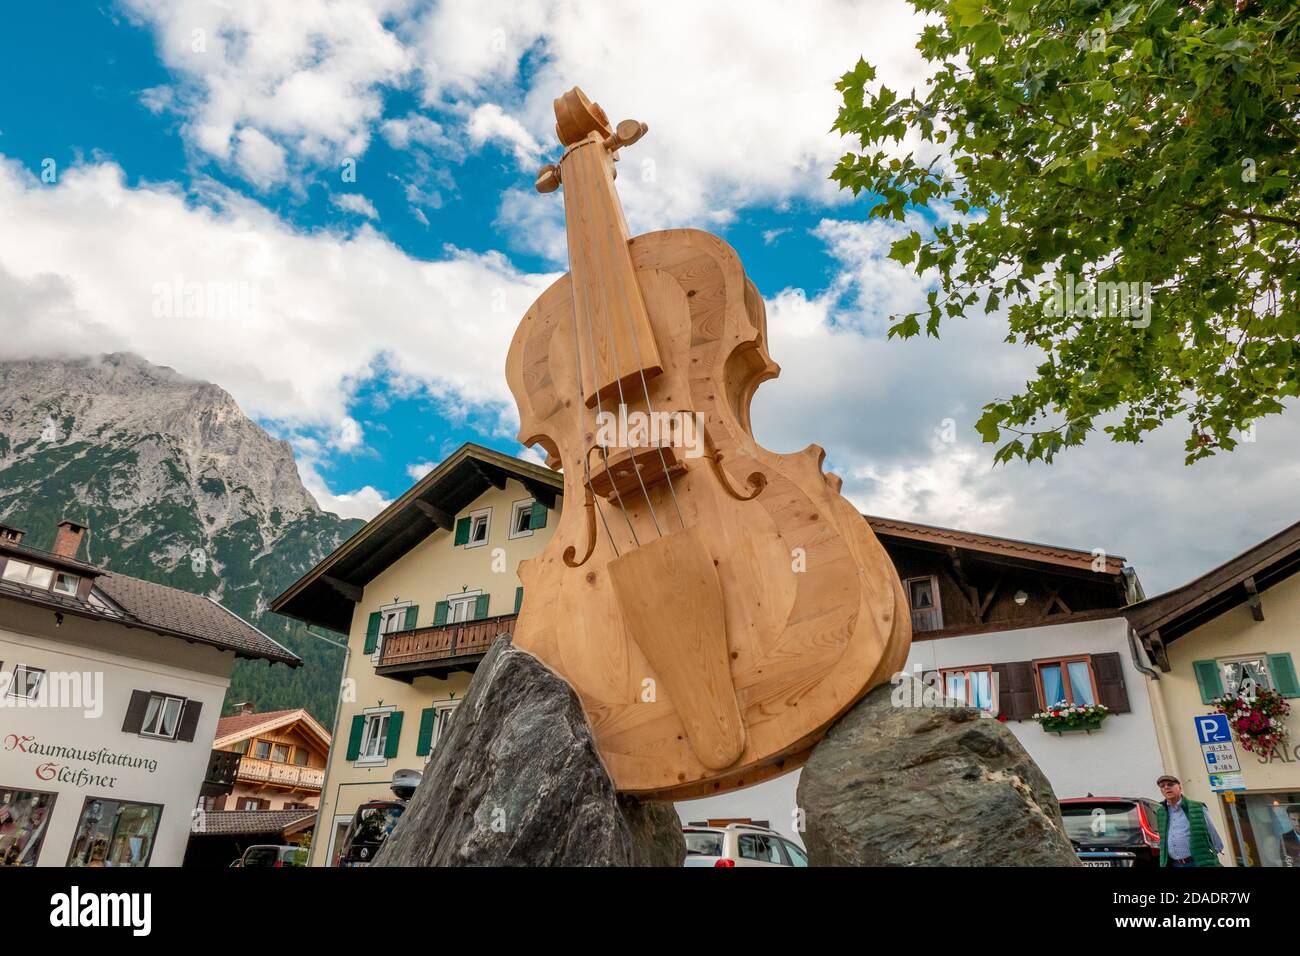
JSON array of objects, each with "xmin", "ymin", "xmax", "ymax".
[{"xmin": 797, "ymin": 678, "xmax": 1081, "ymax": 866}]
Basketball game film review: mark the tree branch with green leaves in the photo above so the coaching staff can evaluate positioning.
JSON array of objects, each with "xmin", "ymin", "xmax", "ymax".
[{"xmin": 832, "ymin": 0, "xmax": 1299, "ymax": 463}]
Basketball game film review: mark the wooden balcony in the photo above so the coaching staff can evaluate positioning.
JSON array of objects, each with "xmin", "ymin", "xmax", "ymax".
[
  {"xmin": 376, "ymin": 613, "xmax": 518, "ymax": 682},
  {"xmin": 236, "ymin": 755, "xmax": 325, "ymax": 792}
]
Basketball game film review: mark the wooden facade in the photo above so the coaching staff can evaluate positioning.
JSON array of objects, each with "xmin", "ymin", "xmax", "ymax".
[
  {"xmin": 204, "ymin": 708, "xmax": 331, "ymax": 812},
  {"xmin": 868, "ymin": 516, "xmax": 1134, "ymax": 640}
]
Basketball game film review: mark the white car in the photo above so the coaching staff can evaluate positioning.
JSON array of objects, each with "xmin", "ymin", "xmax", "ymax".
[{"xmin": 682, "ymin": 823, "xmax": 809, "ymax": 867}]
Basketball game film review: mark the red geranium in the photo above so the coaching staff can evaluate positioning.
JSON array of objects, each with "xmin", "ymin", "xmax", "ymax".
[{"xmin": 1213, "ymin": 689, "xmax": 1290, "ymax": 759}]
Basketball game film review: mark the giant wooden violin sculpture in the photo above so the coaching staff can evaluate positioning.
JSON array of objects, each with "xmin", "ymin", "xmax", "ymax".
[{"xmin": 507, "ymin": 88, "xmax": 911, "ymax": 798}]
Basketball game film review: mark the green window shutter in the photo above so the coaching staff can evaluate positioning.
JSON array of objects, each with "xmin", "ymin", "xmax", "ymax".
[
  {"xmin": 363, "ymin": 612, "xmax": 381, "ymax": 654},
  {"xmin": 416, "ymin": 707, "xmax": 436, "ymax": 756},
  {"xmin": 1267, "ymin": 653, "xmax": 1300, "ymax": 698},
  {"xmin": 453, "ymin": 516, "xmax": 471, "ymax": 546},
  {"xmin": 1192, "ymin": 659, "xmax": 1225, "ymax": 703},
  {"xmin": 474, "ymin": 593, "xmax": 490, "ymax": 619},
  {"xmin": 403, "ymin": 605, "xmax": 420, "ymax": 631},
  {"xmin": 384, "ymin": 711, "xmax": 404, "ymax": 759},
  {"xmin": 529, "ymin": 500, "xmax": 548, "ymax": 530},
  {"xmin": 345, "ymin": 715, "xmax": 365, "ymax": 761},
  {"xmin": 514, "ymin": 586, "xmax": 524, "ymax": 614},
  {"xmin": 433, "ymin": 600, "xmax": 449, "ymax": 626}
]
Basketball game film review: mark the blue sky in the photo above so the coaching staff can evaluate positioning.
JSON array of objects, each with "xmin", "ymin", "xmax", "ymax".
[
  {"xmin": 1, "ymin": 0, "xmax": 1296, "ymax": 591},
  {"xmin": 0, "ymin": 2, "xmax": 858, "ymax": 507}
]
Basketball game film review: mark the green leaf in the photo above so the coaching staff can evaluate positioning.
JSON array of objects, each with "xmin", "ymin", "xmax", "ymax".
[
  {"xmin": 949, "ymin": 0, "xmax": 985, "ymax": 27},
  {"xmin": 967, "ymin": 23, "xmax": 1002, "ymax": 60}
]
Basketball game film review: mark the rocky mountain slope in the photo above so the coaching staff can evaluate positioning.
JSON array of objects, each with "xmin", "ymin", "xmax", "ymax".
[{"xmin": 0, "ymin": 352, "xmax": 363, "ymax": 724}]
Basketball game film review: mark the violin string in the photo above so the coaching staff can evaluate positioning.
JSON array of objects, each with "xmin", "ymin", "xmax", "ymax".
[
  {"xmin": 589, "ymin": 147, "xmax": 686, "ymax": 532},
  {"xmin": 610, "ymin": 242, "xmax": 687, "ymax": 532},
  {"xmin": 576, "ymin": 223, "xmax": 641, "ymax": 548},
  {"xmin": 592, "ymin": 479, "xmax": 619, "ymax": 558},
  {"xmin": 563, "ymin": 207, "xmax": 625, "ymax": 557},
  {"xmin": 594, "ymin": 256, "xmax": 663, "ymax": 539}
]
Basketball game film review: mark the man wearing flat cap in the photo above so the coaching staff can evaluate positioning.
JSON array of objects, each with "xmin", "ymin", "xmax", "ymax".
[{"xmin": 1155, "ymin": 774, "xmax": 1224, "ymax": 867}]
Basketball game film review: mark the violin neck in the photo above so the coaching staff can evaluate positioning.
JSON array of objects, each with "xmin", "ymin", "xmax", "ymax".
[{"xmin": 560, "ymin": 130, "xmax": 662, "ymax": 410}]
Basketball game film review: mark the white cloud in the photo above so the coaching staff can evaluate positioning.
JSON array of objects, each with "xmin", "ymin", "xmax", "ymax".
[
  {"xmin": 334, "ymin": 415, "xmax": 365, "ymax": 450},
  {"xmin": 406, "ymin": 460, "xmax": 436, "ymax": 480},
  {"xmin": 465, "ymin": 103, "xmax": 542, "ymax": 165},
  {"xmin": 139, "ymin": 85, "xmax": 174, "ymax": 115},
  {"xmin": 123, "ymin": 0, "xmax": 934, "ymax": 227},
  {"xmin": 406, "ymin": 0, "xmax": 935, "ymax": 234},
  {"xmin": 298, "ymin": 460, "xmax": 392, "ymax": 519},
  {"xmin": 0, "ymin": 155, "xmax": 557, "ymax": 512},
  {"xmin": 332, "ymin": 192, "xmax": 380, "ymax": 219},
  {"xmin": 234, "ymin": 127, "xmax": 288, "ymax": 188},
  {"xmin": 380, "ymin": 112, "xmax": 459, "ymax": 154},
  {"xmin": 121, "ymin": 0, "xmax": 414, "ymax": 180}
]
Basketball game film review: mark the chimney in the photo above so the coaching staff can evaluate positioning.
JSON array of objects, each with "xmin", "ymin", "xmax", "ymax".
[
  {"xmin": 234, "ymin": 701, "xmax": 256, "ymax": 716},
  {"xmin": 53, "ymin": 520, "xmax": 87, "ymax": 559},
  {"xmin": 0, "ymin": 523, "xmax": 24, "ymax": 545}
]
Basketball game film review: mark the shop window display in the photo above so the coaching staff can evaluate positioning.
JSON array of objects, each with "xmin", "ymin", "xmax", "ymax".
[
  {"xmin": 0, "ymin": 787, "xmax": 57, "ymax": 866},
  {"xmin": 67, "ymin": 797, "xmax": 162, "ymax": 867},
  {"xmin": 1224, "ymin": 791, "xmax": 1300, "ymax": 867}
]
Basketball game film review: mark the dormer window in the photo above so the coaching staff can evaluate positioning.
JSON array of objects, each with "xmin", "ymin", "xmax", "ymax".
[
  {"xmin": 2, "ymin": 560, "xmax": 79, "ymax": 596},
  {"xmin": 2, "ymin": 560, "xmax": 54, "ymax": 590}
]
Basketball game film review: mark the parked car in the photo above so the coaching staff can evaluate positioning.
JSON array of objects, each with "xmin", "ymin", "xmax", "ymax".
[
  {"xmin": 1059, "ymin": 796, "xmax": 1162, "ymax": 868},
  {"xmin": 682, "ymin": 823, "xmax": 808, "ymax": 867},
  {"xmin": 335, "ymin": 768, "xmax": 421, "ymax": 866},
  {"xmin": 239, "ymin": 845, "xmax": 308, "ymax": 868}
]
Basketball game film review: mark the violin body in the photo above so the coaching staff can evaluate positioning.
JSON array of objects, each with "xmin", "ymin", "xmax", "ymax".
[{"xmin": 506, "ymin": 90, "xmax": 910, "ymax": 798}]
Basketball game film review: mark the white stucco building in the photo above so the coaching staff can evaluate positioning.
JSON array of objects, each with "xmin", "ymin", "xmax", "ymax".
[{"xmin": 0, "ymin": 519, "xmax": 299, "ymax": 867}]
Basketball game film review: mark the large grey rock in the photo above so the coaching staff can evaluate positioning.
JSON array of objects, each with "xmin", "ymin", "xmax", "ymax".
[
  {"xmin": 374, "ymin": 636, "xmax": 685, "ymax": 867},
  {"xmin": 798, "ymin": 678, "xmax": 1081, "ymax": 866}
]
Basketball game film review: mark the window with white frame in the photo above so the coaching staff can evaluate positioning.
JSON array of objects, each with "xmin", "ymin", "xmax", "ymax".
[
  {"xmin": 140, "ymin": 694, "xmax": 186, "ymax": 739},
  {"xmin": 359, "ymin": 712, "xmax": 390, "ymax": 760},
  {"xmin": 371, "ymin": 606, "xmax": 409, "ymax": 661},
  {"xmin": 431, "ymin": 702, "xmax": 458, "ymax": 750},
  {"xmin": 466, "ymin": 509, "xmax": 490, "ymax": 548},
  {"xmin": 8, "ymin": 665, "xmax": 44, "ymax": 700},
  {"xmin": 509, "ymin": 499, "xmax": 536, "ymax": 539},
  {"xmin": 53, "ymin": 572, "xmax": 80, "ymax": 595},
  {"xmin": 1220, "ymin": 657, "xmax": 1271, "ymax": 697},
  {"xmin": 2, "ymin": 560, "xmax": 55, "ymax": 590},
  {"xmin": 447, "ymin": 592, "xmax": 479, "ymax": 624}
]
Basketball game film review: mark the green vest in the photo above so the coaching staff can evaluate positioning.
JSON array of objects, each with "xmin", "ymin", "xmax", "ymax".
[{"xmin": 1156, "ymin": 797, "xmax": 1221, "ymax": 867}]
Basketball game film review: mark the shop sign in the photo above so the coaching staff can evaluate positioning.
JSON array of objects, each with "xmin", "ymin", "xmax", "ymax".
[
  {"xmin": 1208, "ymin": 772, "xmax": 1246, "ymax": 792},
  {"xmin": 2, "ymin": 730, "xmax": 159, "ymax": 792}
]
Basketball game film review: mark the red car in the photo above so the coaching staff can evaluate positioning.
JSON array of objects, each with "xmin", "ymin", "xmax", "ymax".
[{"xmin": 1059, "ymin": 796, "xmax": 1162, "ymax": 868}]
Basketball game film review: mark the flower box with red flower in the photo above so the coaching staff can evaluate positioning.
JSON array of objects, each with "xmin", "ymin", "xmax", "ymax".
[{"xmin": 1033, "ymin": 701, "xmax": 1109, "ymax": 735}]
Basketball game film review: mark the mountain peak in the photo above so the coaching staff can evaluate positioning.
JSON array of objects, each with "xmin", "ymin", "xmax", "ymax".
[
  {"xmin": 0, "ymin": 351, "xmax": 362, "ymax": 722},
  {"xmin": 0, "ymin": 351, "xmax": 322, "ymax": 534}
]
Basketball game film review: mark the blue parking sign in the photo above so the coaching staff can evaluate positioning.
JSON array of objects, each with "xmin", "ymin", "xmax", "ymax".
[{"xmin": 1195, "ymin": 713, "xmax": 1232, "ymax": 744}]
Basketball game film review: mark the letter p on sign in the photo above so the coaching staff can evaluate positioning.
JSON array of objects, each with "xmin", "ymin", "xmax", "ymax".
[{"xmin": 1196, "ymin": 714, "xmax": 1230, "ymax": 744}]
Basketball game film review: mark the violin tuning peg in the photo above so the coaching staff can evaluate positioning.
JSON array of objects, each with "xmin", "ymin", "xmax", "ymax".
[
  {"xmin": 535, "ymin": 163, "xmax": 562, "ymax": 194},
  {"xmin": 605, "ymin": 119, "xmax": 648, "ymax": 152}
]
